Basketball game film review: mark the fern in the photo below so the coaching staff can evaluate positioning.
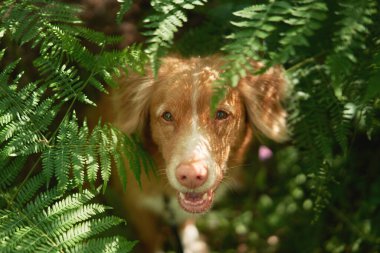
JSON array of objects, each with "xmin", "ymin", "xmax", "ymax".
[
  {"xmin": 0, "ymin": 184, "xmax": 136, "ymax": 253},
  {"xmin": 0, "ymin": 62, "xmax": 55, "ymax": 159},
  {"xmin": 0, "ymin": 157, "xmax": 27, "ymax": 190},
  {"xmin": 273, "ymin": 1, "xmax": 327, "ymax": 63},
  {"xmin": 143, "ymin": 0, "xmax": 208, "ymax": 74},
  {"xmin": 1, "ymin": 0, "xmax": 139, "ymax": 105},
  {"xmin": 286, "ymin": 63, "xmax": 353, "ymax": 211},
  {"xmin": 0, "ymin": 0, "xmax": 150, "ymax": 251},
  {"xmin": 326, "ymin": 0, "xmax": 377, "ymax": 84},
  {"xmin": 365, "ymin": 44, "xmax": 380, "ymax": 102},
  {"xmin": 212, "ymin": 0, "xmax": 328, "ymax": 108},
  {"xmin": 123, "ymin": 134, "xmax": 155, "ymax": 189},
  {"xmin": 41, "ymin": 114, "xmax": 121, "ymax": 191},
  {"xmin": 117, "ymin": 0, "xmax": 134, "ymax": 24}
]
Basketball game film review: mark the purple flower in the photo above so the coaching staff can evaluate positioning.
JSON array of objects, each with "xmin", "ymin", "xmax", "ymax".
[{"xmin": 259, "ymin": 145, "xmax": 273, "ymax": 161}]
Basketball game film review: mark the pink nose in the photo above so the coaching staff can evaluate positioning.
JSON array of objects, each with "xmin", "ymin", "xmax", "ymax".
[{"xmin": 175, "ymin": 161, "xmax": 208, "ymax": 189}]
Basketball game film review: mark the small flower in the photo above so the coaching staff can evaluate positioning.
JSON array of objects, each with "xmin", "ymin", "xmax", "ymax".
[{"xmin": 259, "ymin": 145, "xmax": 273, "ymax": 161}]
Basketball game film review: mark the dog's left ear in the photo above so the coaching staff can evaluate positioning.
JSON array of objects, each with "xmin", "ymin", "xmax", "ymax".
[
  {"xmin": 113, "ymin": 70, "xmax": 155, "ymax": 135},
  {"xmin": 238, "ymin": 63, "xmax": 288, "ymax": 142}
]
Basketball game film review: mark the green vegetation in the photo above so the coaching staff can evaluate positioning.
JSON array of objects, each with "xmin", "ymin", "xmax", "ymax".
[{"xmin": 1, "ymin": 0, "xmax": 379, "ymax": 252}]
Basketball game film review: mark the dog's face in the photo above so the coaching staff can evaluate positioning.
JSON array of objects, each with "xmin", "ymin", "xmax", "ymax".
[
  {"xmin": 149, "ymin": 67, "xmax": 247, "ymax": 213},
  {"xmin": 115, "ymin": 56, "xmax": 287, "ymax": 213}
]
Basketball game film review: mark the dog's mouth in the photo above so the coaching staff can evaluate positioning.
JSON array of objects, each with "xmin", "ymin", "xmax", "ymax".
[{"xmin": 177, "ymin": 189, "xmax": 214, "ymax": 213}]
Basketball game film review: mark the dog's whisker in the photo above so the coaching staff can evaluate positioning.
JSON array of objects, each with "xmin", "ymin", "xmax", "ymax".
[
  {"xmin": 221, "ymin": 176, "xmax": 239, "ymax": 190},
  {"xmin": 227, "ymin": 163, "xmax": 256, "ymax": 170}
]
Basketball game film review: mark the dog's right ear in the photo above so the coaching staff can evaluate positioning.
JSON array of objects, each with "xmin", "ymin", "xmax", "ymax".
[{"xmin": 113, "ymin": 70, "xmax": 155, "ymax": 134}]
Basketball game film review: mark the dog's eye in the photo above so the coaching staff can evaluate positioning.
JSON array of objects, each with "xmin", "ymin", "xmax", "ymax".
[
  {"xmin": 162, "ymin": 111, "xmax": 174, "ymax": 122},
  {"xmin": 215, "ymin": 110, "xmax": 229, "ymax": 120}
]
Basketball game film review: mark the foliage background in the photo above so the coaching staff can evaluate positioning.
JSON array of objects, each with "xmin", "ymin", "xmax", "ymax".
[{"xmin": 0, "ymin": 0, "xmax": 379, "ymax": 252}]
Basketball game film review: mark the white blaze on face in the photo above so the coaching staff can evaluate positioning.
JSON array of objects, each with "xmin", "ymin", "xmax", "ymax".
[{"xmin": 166, "ymin": 70, "xmax": 218, "ymax": 193}]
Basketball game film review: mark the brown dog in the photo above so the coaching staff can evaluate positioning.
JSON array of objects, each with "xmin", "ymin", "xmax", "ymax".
[{"xmin": 107, "ymin": 55, "xmax": 287, "ymax": 252}]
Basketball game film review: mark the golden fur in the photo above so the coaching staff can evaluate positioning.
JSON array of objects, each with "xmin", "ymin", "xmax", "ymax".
[{"xmin": 102, "ymin": 55, "xmax": 287, "ymax": 252}]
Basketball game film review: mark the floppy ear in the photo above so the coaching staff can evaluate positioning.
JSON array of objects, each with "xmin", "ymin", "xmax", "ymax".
[
  {"xmin": 113, "ymin": 70, "xmax": 154, "ymax": 134},
  {"xmin": 238, "ymin": 63, "xmax": 288, "ymax": 142},
  {"xmin": 112, "ymin": 56, "xmax": 186, "ymax": 134}
]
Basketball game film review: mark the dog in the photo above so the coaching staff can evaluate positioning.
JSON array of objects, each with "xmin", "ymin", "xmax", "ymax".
[{"xmin": 105, "ymin": 55, "xmax": 287, "ymax": 252}]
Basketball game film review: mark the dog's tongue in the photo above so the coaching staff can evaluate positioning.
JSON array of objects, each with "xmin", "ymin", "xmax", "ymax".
[{"xmin": 178, "ymin": 190, "xmax": 214, "ymax": 213}]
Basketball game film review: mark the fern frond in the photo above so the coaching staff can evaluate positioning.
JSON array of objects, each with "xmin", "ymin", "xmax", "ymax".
[
  {"xmin": 86, "ymin": 123, "xmax": 101, "ymax": 187},
  {"xmin": 273, "ymin": 0, "xmax": 327, "ymax": 63},
  {"xmin": 65, "ymin": 25, "xmax": 123, "ymax": 47},
  {"xmin": 326, "ymin": 0, "xmax": 377, "ymax": 82},
  {"xmin": 24, "ymin": 187, "xmax": 62, "ymax": 218},
  {"xmin": 0, "ymin": 65, "xmax": 55, "ymax": 159},
  {"xmin": 15, "ymin": 173, "xmax": 46, "ymax": 206},
  {"xmin": 364, "ymin": 41, "xmax": 380, "ymax": 102},
  {"xmin": 56, "ymin": 216, "xmax": 124, "ymax": 249},
  {"xmin": 34, "ymin": 56, "xmax": 94, "ymax": 105},
  {"xmin": 308, "ymin": 162, "xmax": 333, "ymax": 217},
  {"xmin": 40, "ymin": 114, "xmax": 150, "ymax": 191},
  {"xmin": 0, "ymin": 185, "xmax": 134, "ymax": 253},
  {"xmin": 122, "ymin": 44, "xmax": 149, "ymax": 75},
  {"xmin": 99, "ymin": 129, "xmax": 112, "ymax": 191},
  {"xmin": 0, "ymin": 0, "xmax": 81, "ymax": 46},
  {"xmin": 0, "ymin": 157, "xmax": 27, "ymax": 190},
  {"xmin": 1, "ymin": 1, "xmax": 149, "ymax": 251},
  {"xmin": 40, "ymin": 114, "xmax": 109, "ymax": 189},
  {"xmin": 221, "ymin": 0, "xmax": 327, "ymax": 84},
  {"xmin": 46, "ymin": 203, "xmax": 107, "ymax": 237},
  {"xmin": 212, "ymin": 1, "xmax": 327, "ymax": 109},
  {"xmin": 116, "ymin": 0, "xmax": 134, "ymax": 24},
  {"xmin": 123, "ymin": 134, "xmax": 156, "ymax": 189},
  {"xmin": 290, "ymin": 64, "xmax": 350, "ymax": 158},
  {"xmin": 143, "ymin": 0, "xmax": 208, "ymax": 74},
  {"xmin": 69, "ymin": 236, "xmax": 136, "ymax": 253},
  {"xmin": 1, "ymin": 0, "xmax": 146, "ymax": 104},
  {"xmin": 287, "ymin": 63, "xmax": 353, "ymax": 213}
]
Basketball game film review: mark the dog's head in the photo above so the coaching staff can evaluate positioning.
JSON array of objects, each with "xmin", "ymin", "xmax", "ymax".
[{"xmin": 115, "ymin": 55, "xmax": 287, "ymax": 213}]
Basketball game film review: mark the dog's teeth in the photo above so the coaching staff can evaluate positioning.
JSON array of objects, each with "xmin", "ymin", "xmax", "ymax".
[
  {"xmin": 202, "ymin": 193, "xmax": 208, "ymax": 200},
  {"xmin": 180, "ymin": 192, "xmax": 185, "ymax": 199}
]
